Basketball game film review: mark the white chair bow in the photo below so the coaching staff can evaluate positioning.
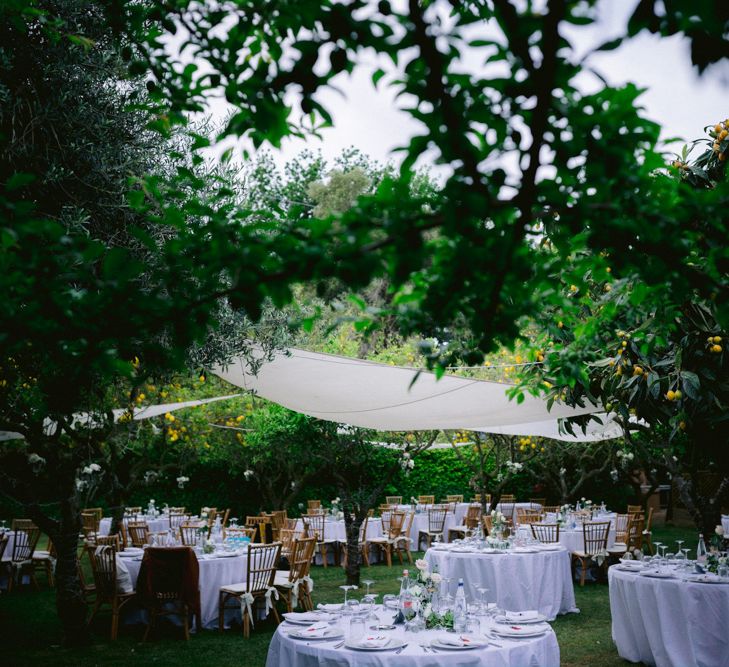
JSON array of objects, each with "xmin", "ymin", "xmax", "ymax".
[
  {"xmin": 264, "ymin": 586, "xmax": 279, "ymax": 616},
  {"xmin": 239, "ymin": 592, "xmax": 255, "ymax": 626},
  {"xmin": 291, "ymin": 575, "xmax": 314, "ymax": 608}
]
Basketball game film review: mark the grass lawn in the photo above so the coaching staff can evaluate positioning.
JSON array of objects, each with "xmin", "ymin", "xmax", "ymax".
[{"xmin": 0, "ymin": 526, "xmax": 696, "ymax": 666}]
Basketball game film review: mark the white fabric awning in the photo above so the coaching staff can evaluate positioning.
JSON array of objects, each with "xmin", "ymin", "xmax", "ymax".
[{"xmin": 213, "ymin": 347, "xmax": 620, "ymax": 441}]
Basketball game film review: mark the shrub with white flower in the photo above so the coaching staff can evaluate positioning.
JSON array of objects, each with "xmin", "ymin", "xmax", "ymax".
[
  {"xmin": 176, "ymin": 475, "xmax": 190, "ymax": 489},
  {"xmin": 74, "ymin": 460, "xmax": 103, "ymax": 494},
  {"xmin": 616, "ymin": 449, "xmax": 635, "ymax": 468},
  {"xmin": 610, "ymin": 468, "xmax": 619, "ymax": 482},
  {"xmin": 243, "ymin": 469, "xmax": 254, "ymax": 481},
  {"xmin": 504, "ymin": 460, "xmax": 523, "ymax": 474},
  {"xmin": 144, "ymin": 470, "xmax": 158, "ymax": 485},
  {"xmin": 27, "ymin": 452, "xmax": 46, "ymax": 474},
  {"xmin": 716, "ymin": 525, "xmax": 725, "ymax": 537},
  {"xmin": 400, "ymin": 452, "xmax": 415, "ymax": 474}
]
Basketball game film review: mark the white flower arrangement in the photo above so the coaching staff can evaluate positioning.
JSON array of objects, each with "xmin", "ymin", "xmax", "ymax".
[
  {"xmin": 716, "ymin": 525, "xmax": 725, "ymax": 537},
  {"xmin": 504, "ymin": 461, "xmax": 523, "ymax": 474},
  {"xmin": 203, "ymin": 538, "xmax": 215, "ymax": 554},
  {"xmin": 559, "ymin": 467, "xmax": 567, "ymax": 476},
  {"xmin": 176, "ymin": 475, "xmax": 189, "ymax": 489}
]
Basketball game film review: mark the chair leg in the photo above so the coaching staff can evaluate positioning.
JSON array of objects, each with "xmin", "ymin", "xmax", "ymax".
[
  {"xmin": 143, "ymin": 609, "xmax": 154, "ymax": 642},
  {"xmin": 46, "ymin": 561, "xmax": 54, "ymax": 588},
  {"xmin": 243, "ymin": 605, "xmax": 250, "ymax": 638},
  {"xmin": 111, "ymin": 604, "xmax": 119, "ymax": 641},
  {"xmin": 385, "ymin": 545, "xmax": 392, "ymax": 567},
  {"xmin": 579, "ymin": 557, "xmax": 587, "ymax": 587},
  {"xmin": 183, "ymin": 604, "xmax": 190, "ymax": 641},
  {"xmin": 321, "ymin": 543, "xmax": 328, "ymax": 568}
]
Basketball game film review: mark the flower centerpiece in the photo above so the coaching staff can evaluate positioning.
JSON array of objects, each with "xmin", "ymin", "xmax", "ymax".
[
  {"xmin": 330, "ymin": 497, "xmax": 341, "ymax": 517},
  {"xmin": 410, "ymin": 559, "xmax": 451, "ymax": 629},
  {"xmin": 490, "ymin": 509, "xmax": 507, "ymax": 538},
  {"xmin": 557, "ymin": 504, "xmax": 571, "ymax": 526},
  {"xmin": 710, "ymin": 525, "xmax": 725, "ymax": 552},
  {"xmin": 202, "ymin": 538, "xmax": 215, "ymax": 554}
]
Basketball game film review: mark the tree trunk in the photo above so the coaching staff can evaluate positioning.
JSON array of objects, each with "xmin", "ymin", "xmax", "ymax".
[
  {"xmin": 343, "ymin": 512, "xmax": 364, "ymax": 586},
  {"xmin": 673, "ymin": 473, "xmax": 725, "ymax": 537},
  {"xmin": 30, "ymin": 496, "xmax": 89, "ymax": 646}
]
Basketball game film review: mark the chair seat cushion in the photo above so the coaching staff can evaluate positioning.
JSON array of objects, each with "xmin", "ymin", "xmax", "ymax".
[{"xmin": 221, "ymin": 582, "xmax": 249, "ymax": 594}]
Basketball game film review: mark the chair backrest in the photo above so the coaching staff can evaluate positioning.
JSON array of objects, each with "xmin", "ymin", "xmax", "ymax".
[
  {"xmin": 245, "ymin": 542, "xmax": 282, "ymax": 593},
  {"xmin": 226, "ymin": 526, "xmax": 258, "ymax": 540},
  {"xmin": 246, "ymin": 515, "xmax": 270, "ymax": 525},
  {"xmin": 614, "ymin": 513, "xmax": 629, "ymax": 542},
  {"xmin": 124, "ymin": 507, "xmax": 141, "ymax": 517},
  {"xmin": 127, "ymin": 522, "xmax": 150, "ymax": 547},
  {"xmin": 96, "ymin": 534, "xmax": 121, "ymax": 551},
  {"xmin": 88, "ymin": 544, "xmax": 118, "ymax": 597},
  {"xmin": 307, "ymin": 500, "xmax": 321, "ymax": 510},
  {"xmin": 83, "ymin": 507, "xmax": 104, "ymax": 522},
  {"xmin": 481, "ymin": 514, "xmax": 493, "ymax": 535},
  {"xmin": 401, "ymin": 511, "xmax": 415, "ymax": 538},
  {"xmin": 582, "ymin": 521, "xmax": 610, "ymax": 555},
  {"xmin": 380, "ymin": 511, "xmax": 393, "ymax": 534},
  {"xmin": 304, "ymin": 513, "xmax": 325, "ymax": 541},
  {"xmin": 385, "ymin": 496, "xmax": 402, "ymax": 505},
  {"xmin": 418, "ymin": 495, "xmax": 435, "ymax": 505},
  {"xmin": 627, "ymin": 504, "xmax": 642, "ymax": 515},
  {"xmin": 500, "ymin": 494, "xmax": 516, "ymax": 502},
  {"xmin": 529, "ymin": 498, "xmax": 546, "ymax": 509},
  {"xmin": 644, "ymin": 506, "xmax": 654, "ymax": 531},
  {"xmin": 531, "ymin": 523, "xmax": 560, "ymax": 543},
  {"xmin": 378, "ymin": 503, "xmax": 393, "ymax": 513},
  {"xmin": 220, "ymin": 508, "xmax": 231, "ymax": 529},
  {"xmin": 0, "ymin": 534, "xmax": 7, "ymax": 561},
  {"xmin": 279, "ymin": 528, "xmax": 295, "ymax": 553},
  {"xmin": 627, "ymin": 516, "xmax": 644, "ymax": 550},
  {"xmin": 286, "ymin": 537, "xmax": 316, "ymax": 583},
  {"xmin": 358, "ymin": 516, "xmax": 370, "ymax": 542},
  {"xmin": 11, "ymin": 525, "xmax": 40, "ymax": 562},
  {"xmin": 543, "ymin": 505, "xmax": 560, "ymax": 515},
  {"xmin": 169, "ymin": 512, "xmax": 189, "ymax": 530},
  {"xmin": 516, "ymin": 508, "xmax": 544, "ymax": 525},
  {"xmin": 170, "ymin": 506, "xmax": 186, "ymax": 513},
  {"xmin": 179, "ymin": 523, "xmax": 200, "ymax": 546},
  {"xmin": 387, "ymin": 511, "xmax": 405, "ymax": 539},
  {"xmin": 427, "ymin": 508, "xmax": 448, "ymax": 533},
  {"xmin": 11, "ymin": 518, "xmax": 34, "ymax": 531},
  {"xmin": 446, "ymin": 494, "xmax": 463, "ymax": 503},
  {"xmin": 465, "ymin": 504, "xmax": 481, "ymax": 529},
  {"xmin": 137, "ymin": 547, "xmax": 199, "ymax": 607},
  {"xmin": 499, "ymin": 502, "xmax": 515, "ymax": 521}
]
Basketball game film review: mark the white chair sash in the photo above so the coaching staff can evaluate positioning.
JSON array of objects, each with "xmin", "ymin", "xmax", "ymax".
[
  {"xmin": 291, "ymin": 575, "xmax": 314, "ymax": 608},
  {"xmin": 239, "ymin": 592, "xmax": 255, "ymax": 626}
]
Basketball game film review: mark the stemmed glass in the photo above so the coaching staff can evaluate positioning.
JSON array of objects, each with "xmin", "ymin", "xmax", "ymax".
[
  {"xmin": 652, "ymin": 542, "xmax": 663, "ymax": 560},
  {"xmin": 339, "ymin": 584, "xmax": 358, "ymax": 607},
  {"xmin": 676, "ymin": 539, "xmax": 684, "ymax": 556},
  {"xmin": 362, "ymin": 579, "xmax": 375, "ymax": 596},
  {"xmin": 476, "ymin": 585, "xmax": 490, "ymax": 614}
]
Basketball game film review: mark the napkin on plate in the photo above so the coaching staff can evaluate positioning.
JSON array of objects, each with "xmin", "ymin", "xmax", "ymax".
[
  {"xmin": 355, "ymin": 635, "xmax": 389, "ymax": 648},
  {"xmin": 504, "ymin": 610, "xmax": 539, "ymax": 622},
  {"xmin": 438, "ymin": 634, "xmax": 477, "ymax": 647},
  {"xmin": 299, "ymin": 623, "xmax": 331, "ymax": 637},
  {"xmin": 283, "ymin": 612, "xmax": 323, "ymax": 623},
  {"xmin": 317, "ymin": 603, "xmax": 342, "ymax": 612}
]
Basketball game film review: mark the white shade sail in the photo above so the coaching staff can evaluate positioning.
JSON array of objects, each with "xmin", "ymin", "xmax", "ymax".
[{"xmin": 213, "ymin": 347, "xmax": 620, "ymax": 441}]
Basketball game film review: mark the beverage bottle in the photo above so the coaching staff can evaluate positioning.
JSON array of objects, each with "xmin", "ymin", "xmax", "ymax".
[
  {"xmin": 399, "ymin": 569, "xmax": 413, "ymax": 620},
  {"xmin": 453, "ymin": 578, "xmax": 467, "ymax": 632},
  {"xmin": 697, "ymin": 534, "xmax": 707, "ymax": 564}
]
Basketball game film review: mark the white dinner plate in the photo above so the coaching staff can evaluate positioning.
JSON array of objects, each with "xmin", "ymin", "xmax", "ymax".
[
  {"xmin": 535, "ymin": 545, "xmax": 562, "ymax": 551},
  {"xmin": 344, "ymin": 637, "xmax": 404, "ymax": 651},
  {"xmin": 640, "ymin": 570, "xmax": 675, "ymax": 579},
  {"xmin": 282, "ymin": 612, "xmax": 326, "ymax": 625},
  {"xmin": 684, "ymin": 574, "xmax": 728, "ymax": 584},
  {"xmin": 450, "ymin": 548, "xmax": 476, "ymax": 553},
  {"xmin": 212, "ymin": 551, "xmax": 239, "ymax": 558},
  {"xmin": 430, "ymin": 635, "xmax": 487, "ymax": 650},
  {"xmin": 491, "ymin": 623, "xmax": 550, "ymax": 638},
  {"xmin": 318, "ymin": 603, "xmax": 343, "ymax": 612},
  {"xmin": 511, "ymin": 547, "xmax": 539, "ymax": 554},
  {"xmin": 495, "ymin": 613, "xmax": 548, "ymax": 625},
  {"xmin": 287, "ymin": 627, "xmax": 343, "ymax": 641}
]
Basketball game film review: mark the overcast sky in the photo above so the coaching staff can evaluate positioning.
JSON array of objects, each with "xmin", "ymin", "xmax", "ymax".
[{"xmin": 207, "ymin": 1, "xmax": 726, "ymax": 171}]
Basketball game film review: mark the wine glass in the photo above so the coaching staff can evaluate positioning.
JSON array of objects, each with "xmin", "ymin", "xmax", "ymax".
[
  {"xmin": 339, "ymin": 584, "xmax": 357, "ymax": 607},
  {"xmin": 362, "ymin": 579, "xmax": 375, "ymax": 596},
  {"xmin": 676, "ymin": 539, "xmax": 684, "ymax": 555},
  {"xmin": 476, "ymin": 585, "xmax": 490, "ymax": 613}
]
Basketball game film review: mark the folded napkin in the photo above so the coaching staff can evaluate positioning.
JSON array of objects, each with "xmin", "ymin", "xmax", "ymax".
[
  {"xmin": 317, "ymin": 603, "xmax": 342, "ymax": 612},
  {"xmin": 300, "ymin": 622, "xmax": 331, "ymax": 637},
  {"xmin": 356, "ymin": 635, "xmax": 389, "ymax": 648},
  {"xmin": 283, "ymin": 612, "xmax": 322, "ymax": 623},
  {"xmin": 504, "ymin": 610, "xmax": 538, "ymax": 622},
  {"xmin": 438, "ymin": 634, "xmax": 477, "ymax": 647}
]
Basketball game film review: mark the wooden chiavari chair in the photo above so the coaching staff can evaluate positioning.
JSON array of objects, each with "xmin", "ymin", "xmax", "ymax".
[
  {"xmin": 81, "ymin": 511, "xmax": 100, "ymax": 543},
  {"xmin": 7, "ymin": 523, "xmax": 41, "ymax": 591},
  {"xmin": 386, "ymin": 496, "xmax": 402, "ymax": 506},
  {"xmin": 218, "ymin": 542, "xmax": 282, "ymax": 638},
  {"xmin": 179, "ymin": 523, "xmax": 201, "ymax": 546},
  {"xmin": 500, "ymin": 494, "xmax": 516, "ymax": 502},
  {"xmin": 481, "ymin": 514, "xmax": 493, "ymax": 536},
  {"xmin": 246, "ymin": 516, "xmax": 271, "ymax": 543},
  {"xmin": 627, "ymin": 504, "xmax": 642, "ymax": 515},
  {"xmin": 446, "ymin": 494, "xmax": 464, "ymax": 503},
  {"xmin": 531, "ymin": 523, "xmax": 560, "ymax": 544},
  {"xmin": 417, "ymin": 507, "xmax": 448, "ymax": 550},
  {"xmin": 529, "ymin": 498, "xmax": 546, "ymax": 510},
  {"xmin": 274, "ymin": 537, "xmax": 316, "ymax": 612},
  {"xmin": 124, "ymin": 507, "xmax": 142, "ymax": 517},
  {"xmin": 169, "ymin": 506, "xmax": 186, "ymax": 513},
  {"xmin": 96, "ymin": 534, "xmax": 121, "ymax": 551},
  {"xmin": 378, "ymin": 503, "xmax": 394, "ymax": 513},
  {"xmin": 448, "ymin": 504, "xmax": 481, "ymax": 541},
  {"xmin": 394, "ymin": 511, "xmax": 415, "ymax": 564},
  {"xmin": 306, "ymin": 500, "xmax": 321, "ymax": 511},
  {"xmin": 32, "ymin": 537, "xmax": 56, "ymax": 587},
  {"xmin": 613, "ymin": 514, "xmax": 629, "ymax": 545},
  {"xmin": 516, "ymin": 508, "xmax": 544, "ymax": 525},
  {"xmin": 169, "ymin": 512, "xmax": 190, "ymax": 532},
  {"xmin": 219, "ymin": 508, "xmax": 231, "ymax": 529},
  {"xmin": 87, "ymin": 545, "xmax": 135, "ymax": 639},
  {"xmin": 543, "ymin": 505, "xmax": 560, "ymax": 515},
  {"xmin": 609, "ymin": 516, "xmax": 645, "ymax": 558},
  {"xmin": 369, "ymin": 511, "xmax": 405, "ymax": 567},
  {"xmin": 278, "ymin": 528, "xmax": 295, "ymax": 560},
  {"xmin": 417, "ymin": 495, "xmax": 435, "ymax": 505},
  {"xmin": 127, "ymin": 522, "xmax": 150, "ymax": 548},
  {"xmin": 303, "ymin": 513, "xmax": 338, "ymax": 567},
  {"xmin": 571, "ymin": 521, "xmax": 610, "ymax": 586}
]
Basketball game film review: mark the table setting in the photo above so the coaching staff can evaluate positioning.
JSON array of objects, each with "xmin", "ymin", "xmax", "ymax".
[
  {"xmin": 423, "ymin": 526, "xmax": 577, "ymax": 621},
  {"xmin": 609, "ymin": 544, "xmax": 729, "ymax": 667},
  {"xmin": 266, "ymin": 594, "xmax": 559, "ymax": 666}
]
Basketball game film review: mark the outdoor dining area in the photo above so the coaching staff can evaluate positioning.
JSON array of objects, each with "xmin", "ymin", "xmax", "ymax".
[{"xmin": 4, "ymin": 491, "xmax": 725, "ymax": 667}]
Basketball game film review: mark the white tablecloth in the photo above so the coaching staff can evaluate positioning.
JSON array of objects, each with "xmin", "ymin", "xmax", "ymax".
[
  {"xmin": 425, "ymin": 546, "xmax": 578, "ymax": 621},
  {"xmin": 100, "ymin": 516, "xmax": 171, "ymax": 536},
  {"xmin": 722, "ymin": 515, "xmax": 729, "ymax": 535},
  {"xmin": 496, "ymin": 502, "xmax": 542, "ymax": 523},
  {"xmin": 266, "ymin": 607, "xmax": 560, "ymax": 667},
  {"xmin": 124, "ymin": 551, "xmax": 251, "ymax": 629},
  {"xmin": 609, "ymin": 566, "xmax": 729, "ymax": 667},
  {"xmin": 516, "ymin": 525, "xmax": 616, "ymax": 553}
]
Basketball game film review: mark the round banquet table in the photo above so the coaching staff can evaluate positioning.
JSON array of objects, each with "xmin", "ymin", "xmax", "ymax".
[
  {"xmin": 296, "ymin": 518, "xmax": 383, "ymax": 564},
  {"xmin": 265, "ymin": 606, "xmax": 560, "ymax": 667},
  {"xmin": 122, "ymin": 550, "xmax": 251, "ymax": 629},
  {"xmin": 609, "ymin": 566, "xmax": 729, "ymax": 667},
  {"xmin": 515, "ymin": 524, "xmax": 616, "ymax": 553},
  {"xmin": 425, "ymin": 546, "xmax": 578, "ymax": 621}
]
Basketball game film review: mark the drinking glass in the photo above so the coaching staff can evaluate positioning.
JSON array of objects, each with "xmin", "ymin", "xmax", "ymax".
[
  {"xmin": 362, "ymin": 593, "xmax": 379, "ymax": 621},
  {"xmin": 476, "ymin": 585, "xmax": 490, "ymax": 613},
  {"xmin": 362, "ymin": 579, "xmax": 375, "ymax": 596},
  {"xmin": 675, "ymin": 539, "xmax": 684, "ymax": 555},
  {"xmin": 349, "ymin": 616, "xmax": 365, "ymax": 641},
  {"xmin": 339, "ymin": 584, "xmax": 357, "ymax": 606},
  {"xmin": 382, "ymin": 594, "xmax": 397, "ymax": 617},
  {"xmin": 718, "ymin": 564, "xmax": 729, "ymax": 579}
]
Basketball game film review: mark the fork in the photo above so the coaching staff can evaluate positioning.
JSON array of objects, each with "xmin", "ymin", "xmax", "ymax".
[{"xmin": 395, "ymin": 643, "xmax": 409, "ymax": 654}]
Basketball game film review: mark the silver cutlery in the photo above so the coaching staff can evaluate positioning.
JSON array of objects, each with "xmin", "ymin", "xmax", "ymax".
[{"xmin": 395, "ymin": 643, "xmax": 409, "ymax": 654}]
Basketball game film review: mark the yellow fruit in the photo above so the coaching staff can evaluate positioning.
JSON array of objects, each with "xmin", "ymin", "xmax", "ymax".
[
  {"xmin": 674, "ymin": 390, "xmax": 682, "ymax": 400},
  {"xmin": 679, "ymin": 421, "xmax": 686, "ymax": 431},
  {"xmin": 721, "ymin": 130, "xmax": 728, "ymax": 140},
  {"xmin": 622, "ymin": 341, "xmax": 627, "ymax": 347},
  {"xmin": 615, "ymin": 367, "xmax": 623, "ymax": 376},
  {"xmin": 633, "ymin": 366, "xmax": 643, "ymax": 376},
  {"xmin": 711, "ymin": 344, "xmax": 722, "ymax": 353},
  {"xmin": 604, "ymin": 284, "xmax": 612, "ymax": 292},
  {"xmin": 713, "ymin": 336, "xmax": 722, "ymax": 343},
  {"xmin": 715, "ymin": 124, "xmax": 723, "ymax": 133},
  {"xmin": 606, "ymin": 267, "xmax": 611, "ymax": 273},
  {"xmin": 557, "ymin": 321, "xmax": 564, "ymax": 329},
  {"xmin": 666, "ymin": 390, "xmax": 675, "ymax": 401}
]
